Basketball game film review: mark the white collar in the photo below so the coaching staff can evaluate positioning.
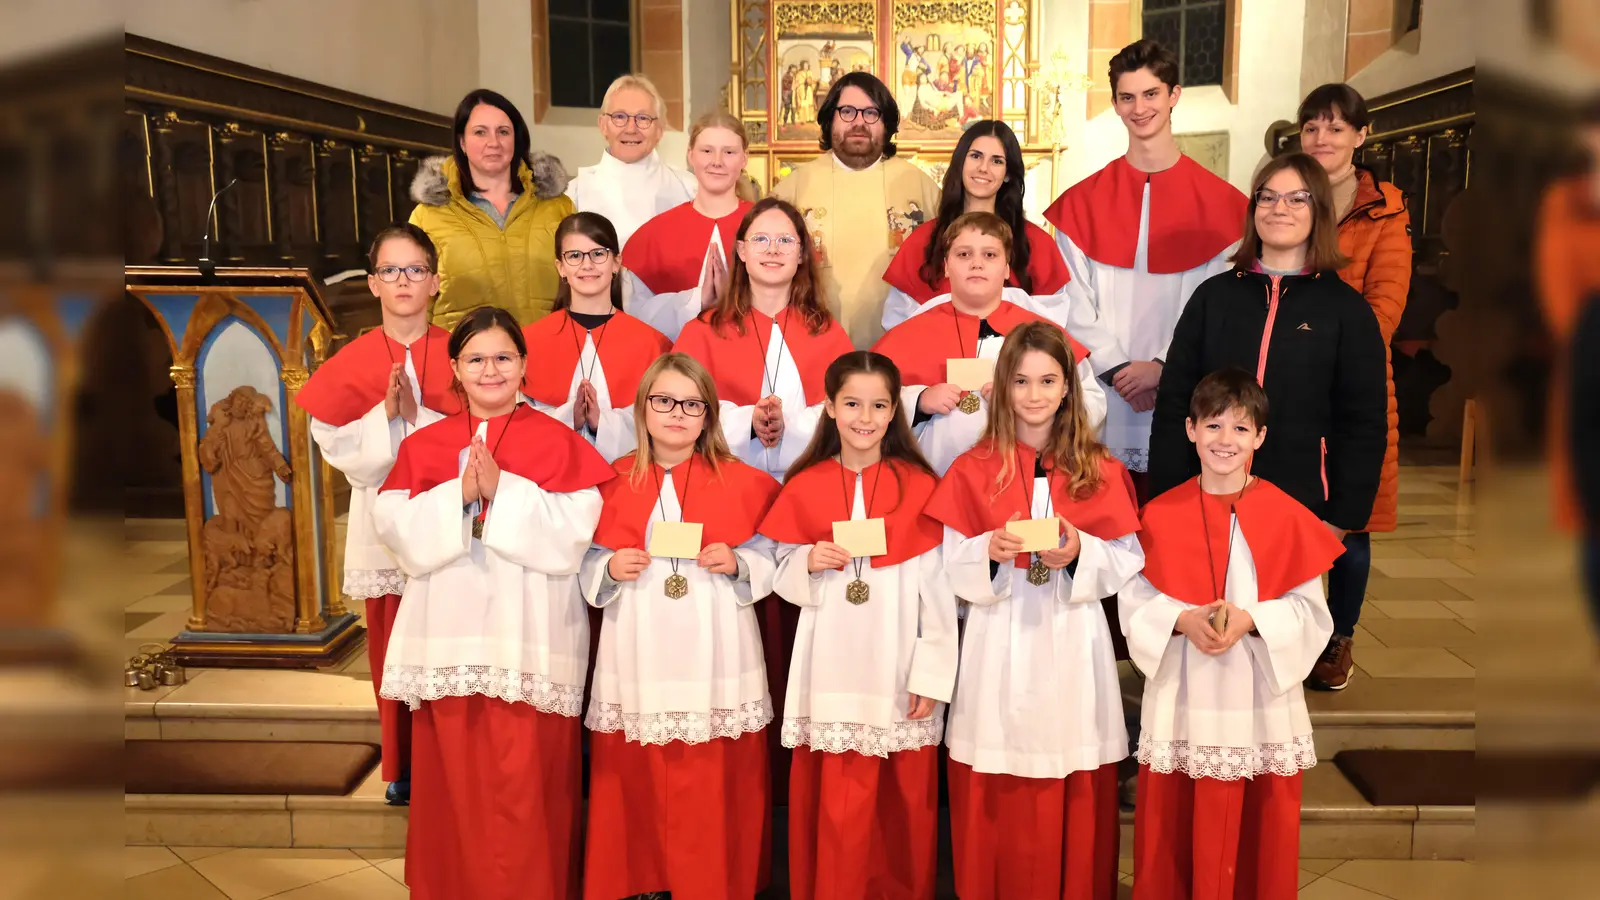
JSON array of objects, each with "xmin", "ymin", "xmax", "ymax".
[
  {"xmin": 596, "ymin": 148, "xmax": 664, "ymax": 178},
  {"xmin": 831, "ymin": 151, "xmax": 883, "ymax": 172}
]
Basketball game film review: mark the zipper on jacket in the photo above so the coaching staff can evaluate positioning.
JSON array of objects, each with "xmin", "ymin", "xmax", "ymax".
[
  {"xmin": 1320, "ymin": 437, "xmax": 1329, "ymax": 501},
  {"xmin": 1255, "ymin": 276, "xmax": 1284, "ymax": 385}
]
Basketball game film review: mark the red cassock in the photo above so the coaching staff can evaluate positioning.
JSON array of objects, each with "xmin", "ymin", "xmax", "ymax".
[
  {"xmin": 522, "ymin": 310, "xmax": 673, "ymax": 408},
  {"xmin": 623, "ymin": 200, "xmax": 752, "ymax": 295},
  {"xmin": 881, "ymin": 219, "xmax": 1073, "ymax": 305},
  {"xmin": 672, "ymin": 309, "xmax": 854, "ymax": 407},
  {"xmin": 583, "ymin": 452, "xmax": 781, "ymax": 900},
  {"xmin": 1132, "ymin": 478, "xmax": 1343, "ymax": 900},
  {"xmin": 870, "ymin": 299, "xmax": 1087, "ymax": 387},
  {"xmin": 1043, "ymin": 154, "xmax": 1247, "ymax": 274},
  {"xmin": 294, "ymin": 324, "xmax": 460, "ymax": 783},
  {"xmin": 380, "ymin": 406, "xmax": 614, "ymax": 900}
]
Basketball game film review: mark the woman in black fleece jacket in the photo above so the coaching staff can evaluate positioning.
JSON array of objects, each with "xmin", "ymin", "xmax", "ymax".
[{"xmin": 1148, "ymin": 152, "xmax": 1387, "ymax": 533}]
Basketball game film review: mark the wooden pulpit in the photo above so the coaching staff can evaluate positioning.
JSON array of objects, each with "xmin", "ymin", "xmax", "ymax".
[{"xmin": 126, "ymin": 266, "xmax": 363, "ymax": 667}]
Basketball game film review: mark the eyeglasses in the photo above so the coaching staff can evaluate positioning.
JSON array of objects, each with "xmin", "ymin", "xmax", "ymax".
[
  {"xmin": 1254, "ymin": 189, "xmax": 1313, "ymax": 210},
  {"xmin": 835, "ymin": 105, "xmax": 882, "ymax": 124},
  {"xmin": 647, "ymin": 394, "xmax": 708, "ymax": 417},
  {"xmin": 374, "ymin": 265, "xmax": 433, "ymax": 282},
  {"xmin": 460, "ymin": 352, "xmax": 522, "ymax": 373},
  {"xmin": 559, "ymin": 248, "xmax": 614, "ymax": 266},
  {"xmin": 606, "ymin": 112, "xmax": 657, "ymax": 130},
  {"xmin": 741, "ymin": 233, "xmax": 801, "ymax": 255}
]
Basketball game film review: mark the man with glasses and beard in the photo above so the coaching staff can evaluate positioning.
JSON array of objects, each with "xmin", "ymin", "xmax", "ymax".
[{"xmin": 773, "ymin": 70, "xmax": 941, "ymax": 348}]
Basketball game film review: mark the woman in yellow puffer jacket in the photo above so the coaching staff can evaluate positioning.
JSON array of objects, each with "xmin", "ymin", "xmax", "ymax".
[{"xmin": 410, "ymin": 88, "xmax": 576, "ymax": 329}]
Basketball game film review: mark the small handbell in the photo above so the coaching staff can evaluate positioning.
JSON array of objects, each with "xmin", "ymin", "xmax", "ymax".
[
  {"xmin": 136, "ymin": 670, "xmax": 157, "ymax": 690},
  {"xmin": 158, "ymin": 662, "xmax": 186, "ymax": 686},
  {"xmin": 124, "ymin": 665, "xmax": 143, "ymax": 687}
]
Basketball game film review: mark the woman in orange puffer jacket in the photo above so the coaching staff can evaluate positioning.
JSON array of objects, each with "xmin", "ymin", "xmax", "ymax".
[{"xmin": 1296, "ymin": 83, "xmax": 1412, "ymax": 692}]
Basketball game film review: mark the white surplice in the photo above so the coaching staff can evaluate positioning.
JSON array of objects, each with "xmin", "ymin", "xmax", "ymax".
[
  {"xmin": 580, "ymin": 469, "xmax": 776, "ymax": 745},
  {"xmin": 567, "ymin": 150, "xmax": 697, "ymax": 250},
  {"xmin": 308, "ymin": 347, "xmax": 447, "ymax": 599},
  {"xmin": 529, "ymin": 330, "xmax": 638, "ymax": 463},
  {"xmin": 624, "ymin": 228, "xmax": 727, "ymax": 342},
  {"xmin": 1119, "ymin": 522, "xmax": 1334, "ymax": 780},
  {"xmin": 773, "ymin": 474, "xmax": 959, "ymax": 757},
  {"xmin": 1051, "ymin": 186, "xmax": 1235, "ymax": 471},
  {"xmin": 942, "ymin": 474, "xmax": 1145, "ymax": 778},
  {"xmin": 374, "ymin": 413, "xmax": 604, "ymax": 714},
  {"xmin": 717, "ymin": 323, "xmax": 824, "ymax": 482}
]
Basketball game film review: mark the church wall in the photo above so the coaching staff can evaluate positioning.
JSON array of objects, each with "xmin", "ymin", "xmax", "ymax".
[{"xmin": 1345, "ymin": 0, "xmax": 1474, "ymax": 99}]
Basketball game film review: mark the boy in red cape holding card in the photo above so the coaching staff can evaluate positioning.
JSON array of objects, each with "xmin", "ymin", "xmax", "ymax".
[{"xmin": 1121, "ymin": 369, "xmax": 1341, "ymax": 900}]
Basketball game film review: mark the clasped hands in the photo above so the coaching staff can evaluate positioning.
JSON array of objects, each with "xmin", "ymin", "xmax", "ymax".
[
  {"xmin": 606, "ymin": 543, "xmax": 739, "ymax": 581},
  {"xmin": 1111, "ymin": 360, "xmax": 1161, "ymax": 413},
  {"xmin": 1175, "ymin": 599, "xmax": 1257, "ymax": 656},
  {"xmin": 570, "ymin": 380, "xmax": 601, "ymax": 433},
  {"xmin": 753, "ymin": 395, "xmax": 785, "ymax": 447},
  {"xmin": 459, "ymin": 438, "xmax": 502, "ymax": 505},
  {"xmin": 986, "ymin": 512, "xmax": 1081, "ymax": 568},
  {"xmin": 384, "ymin": 362, "xmax": 419, "ymax": 424}
]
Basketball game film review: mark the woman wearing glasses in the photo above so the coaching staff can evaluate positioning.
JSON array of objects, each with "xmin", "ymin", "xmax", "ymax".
[
  {"xmin": 567, "ymin": 74, "xmax": 698, "ymax": 252},
  {"xmin": 622, "ymin": 111, "xmax": 754, "ymax": 342},
  {"xmin": 522, "ymin": 212, "xmax": 672, "ymax": 462},
  {"xmin": 580, "ymin": 352, "xmax": 782, "ymax": 900},
  {"xmin": 295, "ymin": 224, "xmax": 461, "ymax": 806},
  {"xmin": 1147, "ymin": 151, "xmax": 1387, "ymax": 552},
  {"xmin": 409, "ymin": 89, "xmax": 575, "ymax": 329}
]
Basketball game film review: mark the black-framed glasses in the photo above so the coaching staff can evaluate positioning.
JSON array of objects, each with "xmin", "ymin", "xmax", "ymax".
[
  {"xmin": 606, "ymin": 112, "xmax": 657, "ymax": 130},
  {"xmin": 647, "ymin": 394, "xmax": 708, "ymax": 417},
  {"xmin": 835, "ymin": 105, "xmax": 882, "ymax": 124},
  {"xmin": 374, "ymin": 265, "xmax": 433, "ymax": 282},
  {"xmin": 559, "ymin": 248, "xmax": 614, "ymax": 266},
  {"xmin": 1253, "ymin": 189, "xmax": 1313, "ymax": 210}
]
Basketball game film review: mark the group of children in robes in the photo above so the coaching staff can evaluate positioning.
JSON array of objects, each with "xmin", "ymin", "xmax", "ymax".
[{"xmin": 297, "ymin": 204, "xmax": 1343, "ymax": 900}]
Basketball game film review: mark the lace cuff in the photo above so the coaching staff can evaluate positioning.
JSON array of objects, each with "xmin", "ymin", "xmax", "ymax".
[
  {"xmin": 1111, "ymin": 448, "xmax": 1149, "ymax": 473},
  {"xmin": 379, "ymin": 664, "xmax": 584, "ymax": 715},
  {"xmin": 584, "ymin": 698, "xmax": 773, "ymax": 746},
  {"xmin": 1137, "ymin": 732, "xmax": 1317, "ymax": 780},
  {"xmin": 343, "ymin": 568, "xmax": 406, "ymax": 600},
  {"xmin": 781, "ymin": 714, "xmax": 944, "ymax": 758}
]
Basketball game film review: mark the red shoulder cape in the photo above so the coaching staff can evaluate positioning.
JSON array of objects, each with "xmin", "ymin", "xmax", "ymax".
[
  {"xmin": 380, "ymin": 404, "xmax": 615, "ymax": 497},
  {"xmin": 759, "ymin": 458, "xmax": 943, "ymax": 568},
  {"xmin": 671, "ymin": 308, "xmax": 854, "ymax": 406},
  {"xmin": 521, "ymin": 310, "xmax": 672, "ymax": 407},
  {"xmin": 870, "ymin": 300, "xmax": 1087, "ymax": 388},
  {"xmin": 1138, "ymin": 477, "xmax": 1345, "ymax": 606},
  {"xmin": 881, "ymin": 219, "xmax": 1072, "ymax": 305},
  {"xmin": 924, "ymin": 442, "xmax": 1140, "ymax": 569},
  {"xmin": 1043, "ymin": 155, "xmax": 1247, "ymax": 275},
  {"xmin": 622, "ymin": 200, "xmax": 753, "ymax": 294},
  {"xmin": 295, "ymin": 325, "xmax": 460, "ymax": 425},
  {"xmin": 592, "ymin": 452, "xmax": 780, "ymax": 552}
]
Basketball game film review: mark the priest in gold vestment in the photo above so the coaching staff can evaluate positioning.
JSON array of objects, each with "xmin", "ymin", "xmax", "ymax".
[{"xmin": 773, "ymin": 71, "xmax": 941, "ymax": 348}]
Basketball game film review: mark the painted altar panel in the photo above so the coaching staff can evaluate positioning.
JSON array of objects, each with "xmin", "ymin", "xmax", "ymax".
[
  {"xmin": 892, "ymin": 1, "xmax": 999, "ymax": 141},
  {"xmin": 773, "ymin": 1, "xmax": 877, "ymax": 144}
]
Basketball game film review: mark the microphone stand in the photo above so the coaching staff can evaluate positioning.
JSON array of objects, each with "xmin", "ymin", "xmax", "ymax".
[{"xmin": 198, "ymin": 177, "xmax": 240, "ymax": 281}]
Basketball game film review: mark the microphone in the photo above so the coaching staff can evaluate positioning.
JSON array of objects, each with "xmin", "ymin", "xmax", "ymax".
[{"xmin": 198, "ymin": 177, "xmax": 240, "ymax": 280}]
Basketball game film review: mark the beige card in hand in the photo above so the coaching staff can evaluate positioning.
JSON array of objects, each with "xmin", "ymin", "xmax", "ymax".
[
  {"xmin": 648, "ymin": 521, "xmax": 703, "ymax": 559},
  {"xmin": 1010, "ymin": 518, "xmax": 1061, "ymax": 553},
  {"xmin": 945, "ymin": 357, "xmax": 996, "ymax": 391},
  {"xmin": 832, "ymin": 518, "xmax": 888, "ymax": 558}
]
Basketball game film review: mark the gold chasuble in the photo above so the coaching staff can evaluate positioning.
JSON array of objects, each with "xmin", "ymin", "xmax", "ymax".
[{"xmin": 772, "ymin": 154, "xmax": 941, "ymax": 348}]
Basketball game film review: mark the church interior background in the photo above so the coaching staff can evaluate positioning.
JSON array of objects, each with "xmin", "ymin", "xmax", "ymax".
[{"xmin": 0, "ymin": 0, "xmax": 1593, "ymax": 896}]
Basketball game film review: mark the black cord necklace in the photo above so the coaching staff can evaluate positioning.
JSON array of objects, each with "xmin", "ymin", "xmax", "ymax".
[
  {"xmin": 951, "ymin": 309, "xmax": 981, "ymax": 415},
  {"xmin": 565, "ymin": 306, "xmax": 613, "ymax": 384},
  {"xmin": 1018, "ymin": 449, "xmax": 1056, "ymax": 586},
  {"xmin": 839, "ymin": 457, "xmax": 885, "ymax": 604},
  {"xmin": 651, "ymin": 456, "xmax": 696, "ymax": 599},
  {"xmin": 465, "ymin": 404, "xmax": 520, "ymax": 540}
]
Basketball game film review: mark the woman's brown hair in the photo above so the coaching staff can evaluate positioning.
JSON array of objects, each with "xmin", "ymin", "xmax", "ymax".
[
  {"xmin": 627, "ymin": 353, "xmax": 738, "ymax": 487},
  {"xmin": 979, "ymin": 322, "xmax": 1109, "ymax": 499},
  {"xmin": 709, "ymin": 197, "xmax": 833, "ymax": 336},
  {"xmin": 785, "ymin": 351, "xmax": 934, "ymax": 506},
  {"xmin": 1229, "ymin": 151, "xmax": 1350, "ymax": 272}
]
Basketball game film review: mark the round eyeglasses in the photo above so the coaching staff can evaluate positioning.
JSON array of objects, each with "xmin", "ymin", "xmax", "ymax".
[
  {"xmin": 741, "ymin": 233, "xmax": 801, "ymax": 255},
  {"xmin": 460, "ymin": 352, "xmax": 522, "ymax": 373},
  {"xmin": 835, "ymin": 105, "xmax": 883, "ymax": 124},
  {"xmin": 648, "ymin": 395, "xmax": 708, "ymax": 417},
  {"xmin": 606, "ymin": 112, "xmax": 657, "ymax": 130},
  {"xmin": 374, "ymin": 265, "xmax": 433, "ymax": 282}
]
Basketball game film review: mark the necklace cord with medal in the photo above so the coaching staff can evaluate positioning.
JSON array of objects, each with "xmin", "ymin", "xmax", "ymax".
[
  {"xmin": 651, "ymin": 456, "xmax": 696, "ymax": 599},
  {"xmin": 754, "ymin": 308, "xmax": 790, "ymax": 466},
  {"xmin": 951, "ymin": 310, "xmax": 982, "ymax": 415},
  {"xmin": 382, "ymin": 328, "xmax": 431, "ymax": 437},
  {"xmin": 1019, "ymin": 449, "xmax": 1055, "ymax": 586},
  {"xmin": 839, "ymin": 459, "xmax": 885, "ymax": 604},
  {"xmin": 1198, "ymin": 478, "xmax": 1241, "ymax": 632},
  {"xmin": 565, "ymin": 308, "xmax": 612, "ymax": 384},
  {"xmin": 466, "ymin": 405, "xmax": 520, "ymax": 540}
]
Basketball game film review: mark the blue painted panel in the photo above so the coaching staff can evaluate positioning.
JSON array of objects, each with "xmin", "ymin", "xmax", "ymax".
[
  {"xmin": 140, "ymin": 293, "xmax": 203, "ymax": 348},
  {"xmin": 247, "ymin": 294, "xmax": 295, "ymax": 352},
  {"xmin": 55, "ymin": 295, "xmax": 98, "ymax": 340}
]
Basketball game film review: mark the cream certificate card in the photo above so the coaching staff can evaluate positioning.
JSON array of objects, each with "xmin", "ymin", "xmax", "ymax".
[
  {"xmin": 1010, "ymin": 518, "xmax": 1061, "ymax": 553},
  {"xmin": 946, "ymin": 357, "xmax": 996, "ymax": 391},
  {"xmin": 648, "ymin": 522, "xmax": 704, "ymax": 559},
  {"xmin": 832, "ymin": 518, "xmax": 888, "ymax": 558}
]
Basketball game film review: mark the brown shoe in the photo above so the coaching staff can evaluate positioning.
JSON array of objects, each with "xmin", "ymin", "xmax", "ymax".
[{"xmin": 1307, "ymin": 635, "xmax": 1354, "ymax": 691}]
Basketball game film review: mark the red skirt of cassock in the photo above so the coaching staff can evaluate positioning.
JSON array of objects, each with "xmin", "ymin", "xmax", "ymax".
[
  {"xmin": 788, "ymin": 745, "xmax": 940, "ymax": 900},
  {"xmin": 583, "ymin": 728, "xmax": 771, "ymax": 900},
  {"xmin": 1131, "ymin": 766, "xmax": 1302, "ymax": 900},
  {"xmin": 406, "ymin": 696, "xmax": 581, "ymax": 900},
  {"xmin": 364, "ymin": 594, "xmax": 411, "ymax": 782},
  {"xmin": 947, "ymin": 760, "xmax": 1121, "ymax": 900}
]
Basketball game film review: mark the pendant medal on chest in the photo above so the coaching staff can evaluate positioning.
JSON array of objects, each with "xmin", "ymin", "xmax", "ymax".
[
  {"xmin": 664, "ymin": 572, "xmax": 689, "ymax": 599},
  {"xmin": 846, "ymin": 577, "xmax": 870, "ymax": 605},
  {"xmin": 953, "ymin": 308, "xmax": 984, "ymax": 415},
  {"xmin": 957, "ymin": 392, "xmax": 981, "ymax": 415},
  {"xmin": 839, "ymin": 460, "xmax": 885, "ymax": 606},
  {"xmin": 1026, "ymin": 555, "xmax": 1050, "ymax": 586},
  {"xmin": 654, "ymin": 459, "xmax": 697, "ymax": 599}
]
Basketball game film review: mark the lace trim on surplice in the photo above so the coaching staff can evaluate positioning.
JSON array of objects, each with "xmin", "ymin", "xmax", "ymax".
[
  {"xmin": 780, "ymin": 713, "xmax": 945, "ymax": 759},
  {"xmin": 584, "ymin": 698, "xmax": 773, "ymax": 746},
  {"xmin": 379, "ymin": 664, "xmax": 584, "ymax": 715},
  {"xmin": 1137, "ymin": 732, "xmax": 1317, "ymax": 780}
]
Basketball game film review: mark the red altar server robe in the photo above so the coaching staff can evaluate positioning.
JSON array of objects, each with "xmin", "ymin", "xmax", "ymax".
[
  {"xmin": 623, "ymin": 200, "xmax": 753, "ymax": 340},
  {"xmin": 523, "ymin": 309, "xmax": 672, "ymax": 462},
  {"xmin": 879, "ymin": 218, "xmax": 1072, "ymax": 330}
]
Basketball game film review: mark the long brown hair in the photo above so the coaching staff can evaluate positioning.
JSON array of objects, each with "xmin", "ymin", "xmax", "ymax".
[
  {"xmin": 710, "ymin": 197, "xmax": 832, "ymax": 337},
  {"xmin": 979, "ymin": 322, "xmax": 1109, "ymax": 499},
  {"xmin": 785, "ymin": 351, "xmax": 933, "ymax": 506},
  {"xmin": 1229, "ymin": 152, "xmax": 1350, "ymax": 272},
  {"xmin": 627, "ymin": 353, "xmax": 738, "ymax": 487},
  {"xmin": 552, "ymin": 212, "xmax": 624, "ymax": 312}
]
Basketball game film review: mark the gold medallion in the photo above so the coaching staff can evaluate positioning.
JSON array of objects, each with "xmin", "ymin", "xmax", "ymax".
[
  {"xmin": 471, "ymin": 518, "xmax": 485, "ymax": 540},
  {"xmin": 846, "ymin": 579, "xmax": 870, "ymax": 605},
  {"xmin": 1026, "ymin": 556, "xmax": 1050, "ymax": 586},
  {"xmin": 664, "ymin": 573, "xmax": 689, "ymax": 599},
  {"xmin": 958, "ymin": 392, "xmax": 981, "ymax": 415}
]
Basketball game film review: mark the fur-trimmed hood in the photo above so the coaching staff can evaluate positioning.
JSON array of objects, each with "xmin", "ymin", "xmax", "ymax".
[{"xmin": 410, "ymin": 152, "xmax": 570, "ymax": 206}]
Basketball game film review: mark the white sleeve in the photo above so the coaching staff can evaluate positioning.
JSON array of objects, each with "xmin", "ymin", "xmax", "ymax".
[
  {"xmin": 881, "ymin": 286, "xmax": 920, "ymax": 332},
  {"xmin": 414, "ymin": 405, "xmax": 449, "ymax": 431},
  {"xmin": 625, "ymin": 271, "xmax": 700, "ymax": 342},
  {"xmin": 899, "ymin": 384, "xmax": 929, "ymax": 419},
  {"xmin": 532, "ymin": 394, "xmax": 581, "ymax": 436},
  {"xmin": 1076, "ymin": 357, "xmax": 1107, "ymax": 435},
  {"xmin": 372, "ymin": 482, "xmax": 469, "ymax": 577},
  {"xmin": 1056, "ymin": 235, "xmax": 1130, "ymax": 375},
  {"xmin": 593, "ymin": 404, "xmax": 640, "ymax": 463},
  {"xmin": 940, "ymin": 525, "xmax": 1009, "ymax": 606},
  {"xmin": 1062, "ymin": 531, "xmax": 1144, "ymax": 604},
  {"xmin": 1022, "ymin": 285, "xmax": 1069, "ymax": 328},
  {"xmin": 579, "ymin": 545, "xmax": 623, "ymax": 608},
  {"xmin": 480, "ymin": 476, "xmax": 603, "ymax": 575},
  {"xmin": 775, "ymin": 402, "xmax": 825, "ymax": 473},
  {"xmin": 729, "ymin": 534, "xmax": 778, "ymax": 607},
  {"xmin": 1118, "ymin": 574, "xmax": 1189, "ymax": 683},
  {"xmin": 772, "ymin": 542, "xmax": 824, "ymax": 608},
  {"xmin": 906, "ymin": 550, "xmax": 959, "ymax": 703},
  {"xmin": 309, "ymin": 402, "xmax": 399, "ymax": 488},
  {"xmin": 1244, "ymin": 575, "xmax": 1337, "ymax": 697},
  {"xmin": 719, "ymin": 401, "xmax": 759, "ymax": 464}
]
